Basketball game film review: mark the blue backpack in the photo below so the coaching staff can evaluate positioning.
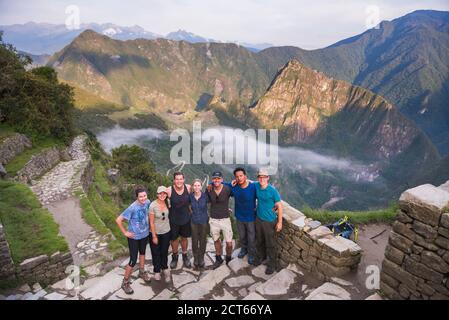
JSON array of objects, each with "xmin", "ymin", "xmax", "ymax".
[{"xmin": 326, "ymin": 216, "xmax": 358, "ymax": 241}]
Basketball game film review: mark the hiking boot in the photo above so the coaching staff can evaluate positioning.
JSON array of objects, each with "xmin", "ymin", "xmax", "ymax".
[
  {"xmin": 265, "ymin": 266, "xmax": 275, "ymax": 275},
  {"xmin": 182, "ymin": 253, "xmax": 192, "ymax": 268},
  {"xmin": 248, "ymin": 256, "xmax": 255, "ymax": 265},
  {"xmin": 213, "ymin": 255, "xmax": 223, "ymax": 269},
  {"xmin": 163, "ymin": 269, "xmax": 171, "ymax": 283},
  {"xmin": 198, "ymin": 261, "xmax": 206, "ymax": 270},
  {"xmin": 153, "ymin": 272, "xmax": 161, "ymax": 281},
  {"xmin": 225, "ymin": 255, "xmax": 232, "ymax": 265},
  {"xmin": 170, "ymin": 253, "xmax": 179, "ymax": 269},
  {"xmin": 238, "ymin": 248, "xmax": 248, "ymax": 259},
  {"xmin": 251, "ymin": 258, "xmax": 261, "ymax": 267},
  {"xmin": 139, "ymin": 269, "xmax": 151, "ymax": 283},
  {"xmin": 121, "ymin": 279, "xmax": 134, "ymax": 295}
]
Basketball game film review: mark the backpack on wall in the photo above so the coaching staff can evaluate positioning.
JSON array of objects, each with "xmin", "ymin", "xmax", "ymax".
[{"xmin": 326, "ymin": 215, "xmax": 358, "ymax": 241}]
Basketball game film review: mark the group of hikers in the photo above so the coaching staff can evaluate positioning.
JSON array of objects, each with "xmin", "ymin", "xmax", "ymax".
[{"xmin": 115, "ymin": 167, "xmax": 283, "ymax": 295}]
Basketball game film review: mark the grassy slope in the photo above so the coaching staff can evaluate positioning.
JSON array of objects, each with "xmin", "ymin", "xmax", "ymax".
[{"xmin": 0, "ymin": 180, "xmax": 69, "ymax": 263}]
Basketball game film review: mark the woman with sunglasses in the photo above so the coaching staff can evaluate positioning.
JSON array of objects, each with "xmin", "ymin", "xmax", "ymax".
[{"xmin": 149, "ymin": 186, "xmax": 171, "ymax": 283}]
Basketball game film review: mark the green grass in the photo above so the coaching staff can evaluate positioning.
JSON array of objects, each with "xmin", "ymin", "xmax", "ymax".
[
  {"xmin": 76, "ymin": 191, "xmax": 109, "ymax": 235},
  {"xmin": 4, "ymin": 137, "xmax": 65, "ymax": 176},
  {"xmin": 301, "ymin": 202, "xmax": 398, "ymax": 225},
  {"xmin": 0, "ymin": 124, "xmax": 17, "ymax": 143},
  {"xmin": 0, "ymin": 180, "xmax": 69, "ymax": 264}
]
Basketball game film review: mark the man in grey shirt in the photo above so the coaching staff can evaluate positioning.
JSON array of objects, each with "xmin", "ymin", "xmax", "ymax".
[{"xmin": 206, "ymin": 171, "xmax": 233, "ymax": 269}]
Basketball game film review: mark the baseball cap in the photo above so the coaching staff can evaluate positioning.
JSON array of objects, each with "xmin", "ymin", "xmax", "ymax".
[
  {"xmin": 211, "ymin": 171, "xmax": 223, "ymax": 178},
  {"xmin": 157, "ymin": 186, "xmax": 168, "ymax": 194},
  {"xmin": 257, "ymin": 168, "xmax": 269, "ymax": 177}
]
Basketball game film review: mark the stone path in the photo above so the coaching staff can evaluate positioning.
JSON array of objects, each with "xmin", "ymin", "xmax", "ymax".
[
  {"xmin": 0, "ymin": 238, "xmax": 382, "ymax": 300},
  {"xmin": 29, "ymin": 135, "xmax": 113, "ymax": 266}
]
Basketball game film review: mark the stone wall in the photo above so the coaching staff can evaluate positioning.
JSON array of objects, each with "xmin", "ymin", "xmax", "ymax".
[
  {"xmin": 0, "ymin": 133, "xmax": 31, "ymax": 165},
  {"xmin": 0, "ymin": 223, "xmax": 16, "ymax": 282},
  {"xmin": 15, "ymin": 147, "xmax": 65, "ymax": 183},
  {"xmin": 277, "ymin": 202, "xmax": 362, "ymax": 279},
  {"xmin": 380, "ymin": 182, "xmax": 449, "ymax": 300},
  {"xmin": 16, "ymin": 251, "xmax": 73, "ymax": 287}
]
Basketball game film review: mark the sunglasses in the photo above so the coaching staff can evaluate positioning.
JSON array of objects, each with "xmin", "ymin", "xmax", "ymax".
[{"xmin": 161, "ymin": 212, "xmax": 165, "ymax": 220}]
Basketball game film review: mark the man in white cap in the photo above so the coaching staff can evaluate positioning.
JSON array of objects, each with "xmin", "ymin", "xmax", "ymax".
[{"xmin": 253, "ymin": 168, "xmax": 283, "ymax": 275}]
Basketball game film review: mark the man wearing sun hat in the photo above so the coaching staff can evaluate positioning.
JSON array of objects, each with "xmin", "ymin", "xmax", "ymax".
[{"xmin": 253, "ymin": 168, "xmax": 283, "ymax": 275}]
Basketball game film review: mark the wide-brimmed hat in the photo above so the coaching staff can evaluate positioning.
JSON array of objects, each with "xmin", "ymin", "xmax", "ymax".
[{"xmin": 157, "ymin": 186, "xmax": 168, "ymax": 194}]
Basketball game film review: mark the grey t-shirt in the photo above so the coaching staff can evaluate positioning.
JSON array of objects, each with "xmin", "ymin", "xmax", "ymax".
[
  {"xmin": 207, "ymin": 185, "xmax": 232, "ymax": 219},
  {"xmin": 149, "ymin": 200, "xmax": 171, "ymax": 235}
]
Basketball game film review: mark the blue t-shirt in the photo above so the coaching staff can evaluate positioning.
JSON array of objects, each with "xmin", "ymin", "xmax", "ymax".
[
  {"xmin": 224, "ymin": 182, "xmax": 257, "ymax": 222},
  {"xmin": 121, "ymin": 200, "xmax": 151, "ymax": 240},
  {"xmin": 255, "ymin": 183, "xmax": 281, "ymax": 222},
  {"xmin": 189, "ymin": 192, "xmax": 209, "ymax": 225}
]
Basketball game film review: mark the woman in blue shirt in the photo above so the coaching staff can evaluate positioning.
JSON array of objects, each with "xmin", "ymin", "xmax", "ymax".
[
  {"xmin": 189, "ymin": 179, "xmax": 209, "ymax": 270},
  {"xmin": 116, "ymin": 186, "xmax": 152, "ymax": 295}
]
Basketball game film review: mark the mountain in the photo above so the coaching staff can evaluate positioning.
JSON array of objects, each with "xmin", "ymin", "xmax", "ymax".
[
  {"xmin": 0, "ymin": 22, "xmax": 273, "ymax": 56},
  {"xmin": 249, "ymin": 59, "xmax": 440, "ymax": 181},
  {"xmin": 0, "ymin": 22, "xmax": 162, "ymax": 55},
  {"xmin": 47, "ymin": 30, "xmax": 270, "ymax": 125},
  {"xmin": 256, "ymin": 10, "xmax": 449, "ymax": 155},
  {"xmin": 165, "ymin": 29, "xmax": 216, "ymax": 43}
]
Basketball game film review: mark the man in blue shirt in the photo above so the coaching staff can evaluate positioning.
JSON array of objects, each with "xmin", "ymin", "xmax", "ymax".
[
  {"xmin": 228, "ymin": 167, "xmax": 257, "ymax": 265},
  {"xmin": 254, "ymin": 168, "xmax": 283, "ymax": 275}
]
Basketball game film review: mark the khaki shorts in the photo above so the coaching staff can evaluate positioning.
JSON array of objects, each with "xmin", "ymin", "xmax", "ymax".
[{"xmin": 209, "ymin": 217, "xmax": 233, "ymax": 243}]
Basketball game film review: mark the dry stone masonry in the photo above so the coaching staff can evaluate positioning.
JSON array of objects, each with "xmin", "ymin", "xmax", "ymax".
[
  {"xmin": 277, "ymin": 202, "xmax": 362, "ymax": 279},
  {"xmin": 380, "ymin": 181, "xmax": 449, "ymax": 300},
  {"xmin": 0, "ymin": 223, "xmax": 15, "ymax": 283},
  {"xmin": 0, "ymin": 133, "xmax": 31, "ymax": 166},
  {"xmin": 17, "ymin": 252, "xmax": 73, "ymax": 287}
]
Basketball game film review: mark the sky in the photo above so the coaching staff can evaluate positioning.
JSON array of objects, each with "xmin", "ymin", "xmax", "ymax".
[{"xmin": 1, "ymin": 0, "xmax": 448, "ymax": 49}]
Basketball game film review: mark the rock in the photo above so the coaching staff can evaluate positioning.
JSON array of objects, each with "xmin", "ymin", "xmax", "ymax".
[
  {"xmin": 45, "ymin": 292, "xmax": 67, "ymax": 300},
  {"xmin": 318, "ymin": 236, "xmax": 362, "ymax": 256},
  {"xmin": 172, "ymin": 272, "xmax": 197, "ymax": 289},
  {"xmin": 308, "ymin": 226, "xmax": 332, "ymax": 240},
  {"xmin": 243, "ymin": 292, "xmax": 266, "ymax": 300},
  {"xmin": 412, "ymin": 220, "xmax": 438, "ymax": 241},
  {"xmin": 441, "ymin": 213, "xmax": 449, "ymax": 229},
  {"xmin": 330, "ymin": 277, "xmax": 353, "ymax": 287},
  {"xmin": 388, "ymin": 232, "xmax": 413, "ymax": 254},
  {"xmin": 107, "ymin": 168, "xmax": 120, "ymax": 183},
  {"xmin": 292, "ymin": 216, "xmax": 306, "ymax": 229},
  {"xmin": 18, "ymin": 284, "xmax": 32, "ymax": 293},
  {"xmin": 365, "ymin": 293, "xmax": 383, "ymax": 300},
  {"xmin": 227, "ymin": 257, "xmax": 249, "ymax": 273},
  {"xmin": 384, "ymin": 244, "xmax": 405, "ymax": 265},
  {"xmin": 403, "ymin": 256, "xmax": 444, "ymax": 284},
  {"xmin": 84, "ymin": 262, "xmax": 103, "ymax": 277},
  {"xmin": 420, "ymin": 251, "xmax": 449, "ymax": 274},
  {"xmin": 20, "ymin": 255, "xmax": 48, "ymax": 270},
  {"xmin": 238, "ymin": 288, "xmax": 248, "ymax": 297},
  {"xmin": 213, "ymin": 289, "xmax": 236, "ymax": 300},
  {"xmin": 435, "ymin": 236, "xmax": 449, "ymax": 250},
  {"xmin": 51, "ymin": 278, "xmax": 71, "ymax": 291},
  {"xmin": 286, "ymin": 263, "xmax": 304, "ymax": 276},
  {"xmin": 153, "ymin": 289, "xmax": 176, "ymax": 300},
  {"xmin": 32, "ymin": 283, "xmax": 43, "ymax": 293},
  {"xmin": 114, "ymin": 279, "xmax": 155, "ymax": 300},
  {"xmin": 305, "ymin": 282, "xmax": 351, "ymax": 300},
  {"xmin": 382, "ymin": 259, "xmax": 419, "ymax": 290},
  {"xmin": 178, "ymin": 283, "xmax": 209, "ymax": 300},
  {"xmin": 25, "ymin": 289, "xmax": 47, "ymax": 300},
  {"xmin": 399, "ymin": 184, "xmax": 449, "ymax": 227},
  {"xmin": 198, "ymin": 265, "xmax": 231, "ymax": 291},
  {"xmin": 0, "ymin": 163, "xmax": 6, "ymax": 177},
  {"xmin": 317, "ymin": 260, "xmax": 350, "ymax": 277},
  {"xmin": 251, "ymin": 265, "xmax": 276, "ymax": 281},
  {"xmin": 256, "ymin": 269, "xmax": 296, "ymax": 296},
  {"xmin": 80, "ymin": 268, "xmax": 123, "ymax": 300},
  {"xmin": 225, "ymin": 275, "xmax": 255, "ymax": 288},
  {"xmin": 248, "ymin": 281, "xmax": 262, "ymax": 293}
]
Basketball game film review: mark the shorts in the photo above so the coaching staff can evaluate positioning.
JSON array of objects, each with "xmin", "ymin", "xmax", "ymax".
[
  {"xmin": 170, "ymin": 220, "xmax": 192, "ymax": 240},
  {"xmin": 209, "ymin": 217, "xmax": 233, "ymax": 243},
  {"xmin": 127, "ymin": 236, "xmax": 148, "ymax": 267}
]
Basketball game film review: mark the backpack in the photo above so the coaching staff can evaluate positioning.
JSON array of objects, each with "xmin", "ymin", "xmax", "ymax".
[{"xmin": 325, "ymin": 216, "xmax": 358, "ymax": 241}]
